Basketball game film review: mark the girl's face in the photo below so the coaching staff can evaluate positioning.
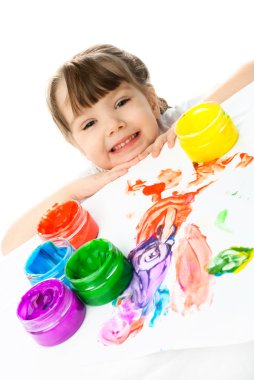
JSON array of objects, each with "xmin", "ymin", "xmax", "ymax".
[{"xmin": 56, "ymin": 81, "xmax": 160, "ymax": 170}]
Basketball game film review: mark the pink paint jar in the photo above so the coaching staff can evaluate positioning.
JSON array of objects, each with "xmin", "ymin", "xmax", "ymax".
[
  {"xmin": 37, "ymin": 200, "xmax": 99, "ymax": 249},
  {"xmin": 17, "ymin": 279, "xmax": 85, "ymax": 346}
]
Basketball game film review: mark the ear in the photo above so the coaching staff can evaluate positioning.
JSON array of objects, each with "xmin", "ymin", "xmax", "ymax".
[{"xmin": 146, "ymin": 85, "xmax": 161, "ymax": 119}]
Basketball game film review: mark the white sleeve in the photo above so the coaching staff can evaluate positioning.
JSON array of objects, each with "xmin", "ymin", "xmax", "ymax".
[
  {"xmin": 159, "ymin": 96, "xmax": 202, "ymax": 132},
  {"xmin": 78, "ymin": 164, "xmax": 106, "ymax": 178}
]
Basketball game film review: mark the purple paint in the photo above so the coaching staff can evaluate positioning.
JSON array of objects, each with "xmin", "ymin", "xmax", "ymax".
[
  {"xmin": 17, "ymin": 279, "xmax": 85, "ymax": 346},
  {"xmin": 98, "ymin": 232, "xmax": 175, "ymax": 345},
  {"xmin": 128, "ymin": 234, "xmax": 174, "ymax": 309}
]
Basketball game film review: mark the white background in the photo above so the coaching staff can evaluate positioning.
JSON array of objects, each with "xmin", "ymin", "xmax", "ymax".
[{"xmin": 0, "ymin": 0, "xmax": 253, "ymax": 247}]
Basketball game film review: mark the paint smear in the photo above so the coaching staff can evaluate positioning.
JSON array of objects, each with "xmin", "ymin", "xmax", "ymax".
[
  {"xmin": 100, "ymin": 150, "xmax": 254, "ymax": 346},
  {"xmin": 215, "ymin": 209, "xmax": 232, "ymax": 233},
  {"xmin": 127, "ymin": 168, "xmax": 182, "ymax": 195},
  {"xmin": 157, "ymin": 168, "xmax": 182, "ymax": 189},
  {"xmin": 190, "ymin": 152, "xmax": 254, "ymax": 187},
  {"xmin": 128, "ymin": 234, "xmax": 174, "ymax": 309},
  {"xmin": 149, "ymin": 287, "xmax": 170, "ymax": 327},
  {"xmin": 142, "ymin": 182, "xmax": 166, "ymax": 202},
  {"xmin": 236, "ymin": 153, "xmax": 254, "ymax": 168},
  {"xmin": 99, "ymin": 234, "xmax": 174, "ymax": 345},
  {"xmin": 136, "ymin": 188, "xmax": 205, "ymax": 246},
  {"xmin": 207, "ymin": 246, "xmax": 254, "ymax": 276},
  {"xmin": 171, "ymin": 224, "xmax": 214, "ymax": 314}
]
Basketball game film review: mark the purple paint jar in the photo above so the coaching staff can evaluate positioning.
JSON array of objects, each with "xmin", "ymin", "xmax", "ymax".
[{"xmin": 17, "ymin": 279, "xmax": 85, "ymax": 346}]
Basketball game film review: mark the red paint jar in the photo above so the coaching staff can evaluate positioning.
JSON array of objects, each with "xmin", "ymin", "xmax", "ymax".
[{"xmin": 37, "ymin": 200, "xmax": 99, "ymax": 249}]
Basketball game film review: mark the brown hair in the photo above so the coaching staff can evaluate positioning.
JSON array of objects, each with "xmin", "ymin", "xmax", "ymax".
[{"xmin": 47, "ymin": 44, "xmax": 169, "ymax": 140}]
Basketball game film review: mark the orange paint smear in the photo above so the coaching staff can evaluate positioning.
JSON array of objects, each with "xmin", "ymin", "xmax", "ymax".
[
  {"xmin": 127, "ymin": 179, "xmax": 146, "ymax": 192},
  {"xmin": 127, "ymin": 168, "xmax": 182, "ymax": 196},
  {"xmin": 190, "ymin": 152, "xmax": 254, "ymax": 187},
  {"xmin": 236, "ymin": 153, "xmax": 254, "ymax": 168},
  {"xmin": 157, "ymin": 168, "xmax": 182, "ymax": 189},
  {"xmin": 142, "ymin": 182, "xmax": 166, "ymax": 202},
  {"xmin": 136, "ymin": 189, "xmax": 204, "ymax": 245},
  {"xmin": 129, "ymin": 317, "xmax": 145, "ymax": 337},
  {"xmin": 171, "ymin": 224, "xmax": 214, "ymax": 314}
]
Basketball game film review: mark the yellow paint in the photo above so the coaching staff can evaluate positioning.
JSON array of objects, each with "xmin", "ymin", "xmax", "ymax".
[
  {"xmin": 233, "ymin": 249, "xmax": 254, "ymax": 273},
  {"xmin": 176, "ymin": 102, "xmax": 239, "ymax": 162}
]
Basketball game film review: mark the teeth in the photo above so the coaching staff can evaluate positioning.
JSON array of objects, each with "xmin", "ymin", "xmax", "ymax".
[{"xmin": 111, "ymin": 133, "xmax": 138, "ymax": 152}]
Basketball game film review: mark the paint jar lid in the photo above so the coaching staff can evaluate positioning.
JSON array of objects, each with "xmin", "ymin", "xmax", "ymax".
[
  {"xmin": 24, "ymin": 238, "xmax": 74, "ymax": 285},
  {"xmin": 65, "ymin": 238, "xmax": 133, "ymax": 305}
]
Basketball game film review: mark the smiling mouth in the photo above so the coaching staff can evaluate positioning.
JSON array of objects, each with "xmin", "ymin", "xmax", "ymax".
[{"xmin": 110, "ymin": 132, "xmax": 140, "ymax": 153}]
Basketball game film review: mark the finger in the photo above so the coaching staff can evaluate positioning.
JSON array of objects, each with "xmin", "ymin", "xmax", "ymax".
[
  {"xmin": 167, "ymin": 129, "xmax": 176, "ymax": 148},
  {"xmin": 138, "ymin": 146, "xmax": 152, "ymax": 161},
  {"xmin": 112, "ymin": 156, "xmax": 139, "ymax": 172},
  {"xmin": 151, "ymin": 135, "xmax": 167, "ymax": 157}
]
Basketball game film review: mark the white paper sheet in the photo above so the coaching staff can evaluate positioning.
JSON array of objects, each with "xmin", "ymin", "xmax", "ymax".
[{"xmin": 1, "ymin": 83, "xmax": 254, "ymax": 378}]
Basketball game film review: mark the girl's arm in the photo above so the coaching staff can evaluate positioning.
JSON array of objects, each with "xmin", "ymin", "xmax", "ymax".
[
  {"xmin": 203, "ymin": 60, "xmax": 254, "ymax": 103},
  {"xmin": 1, "ymin": 168, "xmax": 129, "ymax": 255}
]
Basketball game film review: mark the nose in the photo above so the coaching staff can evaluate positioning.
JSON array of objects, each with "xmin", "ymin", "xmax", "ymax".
[{"xmin": 105, "ymin": 116, "xmax": 127, "ymax": 136}]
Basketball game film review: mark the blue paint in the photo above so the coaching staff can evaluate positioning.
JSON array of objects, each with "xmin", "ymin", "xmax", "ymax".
[
  {"xmin": 24, "ymin": 240, "xmax": 74, "ymax": 285},
  {"xmin": 149, "ymin": 287, "xmax": 170, "ymax": 327}
]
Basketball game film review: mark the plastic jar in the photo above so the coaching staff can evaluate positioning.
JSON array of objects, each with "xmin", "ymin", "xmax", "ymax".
[
  {"xmin": 37, "ymin": 200, "xmax": 99, "ymax": 249},
  {"xmin": 175, "ymin": 102, "xmax": 239, "ymax": 162},
  {"xmin": 65, "ymin": 238, "xmax": 133, "ymax": 306},
  {"xmin": 24, "ymin": 238, "xmax": 74, "ymax": 286},
  {"xmin": 17, "ymin": 279, "xmax": 86, "ymax": 346}
]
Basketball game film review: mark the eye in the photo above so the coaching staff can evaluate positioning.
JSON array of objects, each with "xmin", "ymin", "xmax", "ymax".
[
  {"xmin": 82, "ymin": 120, "xmax": 96, "ymax": 130},
  {"xmin": 115, "ymin": 98, "xmax": 130, "ymax": 109}
]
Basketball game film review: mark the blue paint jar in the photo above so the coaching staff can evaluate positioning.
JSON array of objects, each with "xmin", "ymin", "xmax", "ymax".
[{"xmin": 24, "ymin": 238, "xmax": 74, "ymax": 286}]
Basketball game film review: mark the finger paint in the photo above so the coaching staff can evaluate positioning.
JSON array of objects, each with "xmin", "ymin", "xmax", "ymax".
[
  {"xmin": 17, "ymin": 279, "xmax": 86, "ymax": 346},
  {"xmin": 65, "ymin": 238, "xmax": 133, "ymax": 305},
  {"xmin": 176, "ymin": 102, "xmax": 238, "ymax": 162},
  {"xmin": 207, "ymin": 246, "xmax": 254, "ymax": 275},
  {"xmin": 37, "ymin": 200, "xmax": 99, "ymax": 249},
  {"xmin": 24, "ymin": 238, "xmax": 74, "ymax": 286}
]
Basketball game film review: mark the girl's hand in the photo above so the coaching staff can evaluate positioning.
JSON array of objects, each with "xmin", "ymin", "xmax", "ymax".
[
  {"xmin": 72, "ymin": 154, "xmax": 144, "ymax": 201},
  {"xmin": 139, "ymin": 123, "xmax": 177, "ymax": 160},
  {"xmin": 70, "ymin": 167, "xmax": 129, "ymax": 201}
]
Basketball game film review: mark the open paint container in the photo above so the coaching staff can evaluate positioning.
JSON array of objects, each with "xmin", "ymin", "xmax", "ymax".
[
  {"xmin": 65, "ymin": 238, "xmax": 133, "ymax": 306},
  {"xmin": 37, "ymin": 200, "xmax": 99, "ymax": 249},
  {"xmin": 17, "ymin": 279, "xmax": 86, "ymax": 346},
  {"xmin": 24, "ymin": 238, "xmax": 74, "ymax": 286},
  {"xmin": 175, "ymin": 101, "xmax": 239, "ymax": 162}
]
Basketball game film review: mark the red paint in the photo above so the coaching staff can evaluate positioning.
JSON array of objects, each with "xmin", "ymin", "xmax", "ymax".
[
  {"xmin": 127, "ymin": 169, "xmax": 182, "ymax": 195},
  {"xmin": 37, "ymin": 200, "xmax": 99, "ymax": 249},
  {"xmin": 142, "ymin": 182, "xmax": 166, "ymax": 202}
]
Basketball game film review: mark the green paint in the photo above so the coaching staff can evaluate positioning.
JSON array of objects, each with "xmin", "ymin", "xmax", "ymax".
[
  {"xmin": 207, "ymin": 246, "xmax": 254, "ymax": 276},
  {"xmin": 215, "ymin": 209, "xmax": 232, "ymax": 232}
]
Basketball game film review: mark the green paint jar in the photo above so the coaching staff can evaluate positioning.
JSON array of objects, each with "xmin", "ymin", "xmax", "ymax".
[{"xmin": 65, "ymin": 239, "xmax": 133, "ymax": 305}]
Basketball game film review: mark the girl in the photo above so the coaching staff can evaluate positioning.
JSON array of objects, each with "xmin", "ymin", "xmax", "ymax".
[{"xmin": 2, "ymin": 44, "xmax": 254, "ymax": 255}]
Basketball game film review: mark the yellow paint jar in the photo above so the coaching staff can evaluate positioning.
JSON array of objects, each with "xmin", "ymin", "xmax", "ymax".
[{"xmin": 175, "ymin": 102, "xmax": 239, "ymax": 162}]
